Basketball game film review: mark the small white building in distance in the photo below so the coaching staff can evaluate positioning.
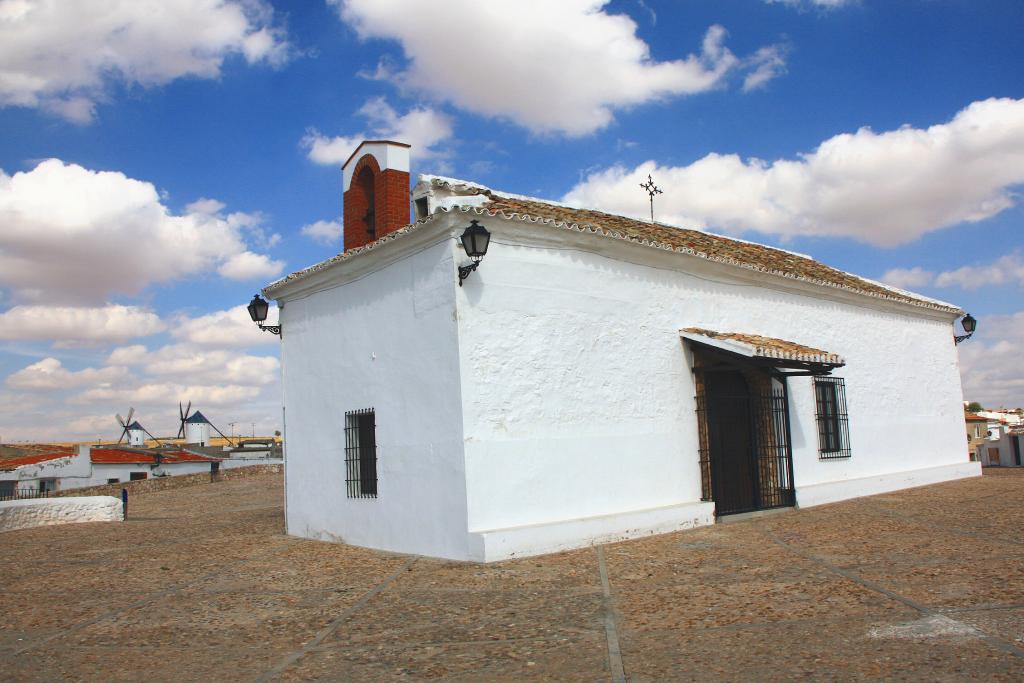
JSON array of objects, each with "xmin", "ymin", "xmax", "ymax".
[{"xmin": 263, "ymin": 140, "xmax": 980, "ymax": 562}]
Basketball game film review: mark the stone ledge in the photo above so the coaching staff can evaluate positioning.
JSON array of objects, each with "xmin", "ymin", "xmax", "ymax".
[
  {"xmin": 0, "ymin": 496, "xmax": 122, "ymax": 533},
  {"xmin": 795, "ymin": 461, "xmax": 982, "ymax": 508},
  {"xmin": 55, "ymin": 463, "xmax": 283, "ymax": 498},
  {"xmin": 468, "ymin": 500, "xmax": 716, "ymax": 563}
]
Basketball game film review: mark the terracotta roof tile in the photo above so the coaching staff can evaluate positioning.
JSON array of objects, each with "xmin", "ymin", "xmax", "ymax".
[
  {"xmin": 484, "ymin": 192, "xmax": 956, "ymax": 312},
  {"xmin": 0, "ymin": 444, "xmax": 76, "ymax": 470},
  {"xmin": 681, "ymin": 328, "xmax": 845, "ymax": 365},
  {"xmin": 266, "ymin": 176, "xmax": 961, "ymax": 314},
  {"xmin": 89, "ymin": 447, "xmax": 220, "ymax": 465}
]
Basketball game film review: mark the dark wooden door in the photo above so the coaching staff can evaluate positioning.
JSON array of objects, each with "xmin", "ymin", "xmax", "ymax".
[{"xmin": 705, "ymin": 371, "xmax": 758, "ymax": 515}]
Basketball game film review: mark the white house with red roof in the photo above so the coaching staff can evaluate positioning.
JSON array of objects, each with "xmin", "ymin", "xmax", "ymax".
[
  {"xmin": 0, "ymin": 445, "xmax": 90, "ymax": 497},
  {"xmin": 262, "ymin": 140, "xmax": 980, "ymax": 562},
  {"xmin": 0, "ymin": 444, "xmax": 224, "ymax": 496}
]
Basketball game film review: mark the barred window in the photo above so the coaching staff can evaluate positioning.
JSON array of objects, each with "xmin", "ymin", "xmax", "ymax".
[
  {"xmin": 814, "ymin": 376, "xmax": 851, "ymax": 459},
  {"xmin": 345, "ymin": 408, "xmax": 377, "ymax": 498}
]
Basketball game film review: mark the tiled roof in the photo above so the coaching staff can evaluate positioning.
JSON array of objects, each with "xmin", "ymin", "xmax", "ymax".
[
  {"xmin": 965, "ymin": 413, "xmax": 990, "ymax": 422},
  {"xmin": 681, "ymin": 328, "xmax": 845, "ymax": 366},
  {"xmin": 0, "ymin": 445, "xmax": 76, "ymax": 471},
  {"xmin": 266, "ymin": 176, "xmax": 961, "ymax": 314},
  {"xmin": 483, "ymin": 191, "xmax": 957, "ymax": 312},
  {"xmin": 90, "ymin": 447, "xmax": 220, "ymax": 465}
]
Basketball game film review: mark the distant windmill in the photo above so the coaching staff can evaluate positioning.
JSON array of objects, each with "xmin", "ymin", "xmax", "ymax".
[
  {"xmin": 115, "ymin": 407, "xmax": 135, "ymax": 444},
  {"xmin": 176, "ymin": 401, "xmax": 192, "ymax": 439},
  {"xmin": 115, "ymin": 408, "xmax": 163, "ymax": 447},
  {"xmin": 179, "ymin": 402, "xmax": 236, "ymax": 447}
]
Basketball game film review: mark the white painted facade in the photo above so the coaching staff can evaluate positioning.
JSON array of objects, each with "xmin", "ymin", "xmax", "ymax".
[
  {"xmin": 976, "ymin": 410, "xmax": 1022, "ymax": 426},
  {"xmin": 0, "ymin": 446, "xmax": 234, "ymax": 491},
  {"xmin": 976, "ymin": 426, "xmax": 1024, "ymax": 466},
  {"xmin": 268, "ymin": 179, "xmax": 980, "ymax": 562},
  {"xmin": 0, "ymin": 446, "xmax": 91, "ymax": 492}
]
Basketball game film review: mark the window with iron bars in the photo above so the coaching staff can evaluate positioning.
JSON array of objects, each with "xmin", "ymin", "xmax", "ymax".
[
  {"xmin": 344, "ymin": 408, "xmax": 377, "ymax": 498},
  {"xmin": 814, "ymin": 376, "xmax": 851, "ymax": 459}
]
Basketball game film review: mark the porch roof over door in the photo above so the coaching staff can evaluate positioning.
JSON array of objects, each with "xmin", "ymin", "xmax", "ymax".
[{"xmin": 681, "ymin": 328, "xmax": 846, "ymax": 373}]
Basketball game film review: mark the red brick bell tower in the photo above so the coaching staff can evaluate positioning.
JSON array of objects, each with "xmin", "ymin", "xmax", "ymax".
[{"xmin": 342, "ymin": 140, "xmax": 411, "ymax": 251}]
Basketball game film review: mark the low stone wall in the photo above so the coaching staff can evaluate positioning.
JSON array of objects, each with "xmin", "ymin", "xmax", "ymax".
[
  {"xmin": 55, "ymin": 464, "xmax": 283, "ymax": 498},
  {"xmin": 0, "ymin": 496, "xmax": 122, "ymax": 533}
]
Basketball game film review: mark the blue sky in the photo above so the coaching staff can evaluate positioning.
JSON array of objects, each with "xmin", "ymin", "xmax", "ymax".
[{"xmin": 1, "ymin": 0, "xmax": 1022, "ymax": 441}]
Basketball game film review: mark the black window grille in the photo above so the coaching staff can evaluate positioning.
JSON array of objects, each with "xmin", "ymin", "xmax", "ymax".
[
  {"xmin": 345, "ymin": 408, "xmax": 377, "ymax": 498},
  {"xmin": 814, "ymin": 376, "xmax": 851, "ymax": 459}
]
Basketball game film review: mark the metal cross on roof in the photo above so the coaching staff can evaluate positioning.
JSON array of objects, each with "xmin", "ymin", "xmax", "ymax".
[{"xmin": 640, "ymin": 174, "xmax": 663, "ymax": 222}]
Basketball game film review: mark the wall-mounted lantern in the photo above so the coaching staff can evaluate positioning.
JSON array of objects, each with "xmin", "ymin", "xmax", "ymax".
[
  {"xmin": 247, "ymin": 294, "xmax": 281, "ymax": 336},
  {"xmin": 954, "ymin": 313, "xmax": 977, "ymax": 345},
  {"xmin": 457, "ymin": 220, "xmax": 491, "ymax": 286}
]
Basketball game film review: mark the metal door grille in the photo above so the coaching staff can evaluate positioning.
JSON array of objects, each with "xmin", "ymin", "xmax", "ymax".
[
  {"xmin": 344, "ymin": 408, "xmax": 377, "ymax": 498},
  {"xmin": 696, "ymin": 389, "xmax": 795, "ymax": 515},
  {"xmin": 814, "ymin": 376, "xmax": 851, "ymax": 460}
]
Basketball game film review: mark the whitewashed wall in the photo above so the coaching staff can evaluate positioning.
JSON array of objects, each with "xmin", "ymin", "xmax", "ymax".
[
  {"xmin": 275, "ymin": 237, "xmax": 469, "ymax": 560},
  {"xmin": 0, "ymin": 497, "xmax": 122, "ymax": 532},
  {"xmin": 56, "ymin": 461, "xmax": 217, "ymax": 489},
  {"xmin": 0, "ymin": 447, "xmax": 91, "ymax": 489},
  {"xmin": 454, "ymin": 215, "xmax": 978, "ymax": 554},
  {"xmin": 269, "ymin": 207, "xmax": 978, "ymax": 562}
]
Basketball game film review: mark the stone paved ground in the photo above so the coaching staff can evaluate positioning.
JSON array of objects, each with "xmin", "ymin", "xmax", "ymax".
[{"xmin": 2, "ymin": 469, "xmax": 1023, "ymax": 682}]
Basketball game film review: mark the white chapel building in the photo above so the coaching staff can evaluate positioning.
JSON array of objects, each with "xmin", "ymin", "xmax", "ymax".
[{"xmin": 263, "ymin": 140, "xmax": 980, "ymax": 562}]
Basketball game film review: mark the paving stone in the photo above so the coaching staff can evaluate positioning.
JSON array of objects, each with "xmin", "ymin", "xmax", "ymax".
[{"xmin": 2, "ymin": 469, "xmax": 1023, "ymax": 681}]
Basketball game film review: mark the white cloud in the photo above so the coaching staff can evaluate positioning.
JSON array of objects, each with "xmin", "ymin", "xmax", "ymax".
[
  {"xmin": 107, "ymin": 345, "xmax": 150, "ymax": 366},
  {"xmin": 882, "ymin": 252, "xmax": 1024, "ymax": 291},
  {"xmin": 303, "ymin": 133, "xmax": 364, "ymax": 166},
  {"xmin": 935, "ymin": 252, "xmax": 1024, "ymax": 290},
  {"xmin": 74, "ymin": 382, "xmax": 262, "ymax": 408},
  {"xmin": 959, "ymin": 312, "xmax": 1024, "ymax": 409},
  {"xmin": 68, "ymin": 413, "xmax": 122, "ymax": 436},
  {"xmin": 879, "ymin": 267, "xmax": 936, "ymax": 290},
  {"xmin": 562, "ymin": 98, "xmax": 1024, "ymax": 246},
  {"xmin": 333, "ymin": 1, "xmax": 781, "ymax": 136},
  {"xmin": 170, "ymin": 305, "xmax": 279, "ymax": 348},
  {"xmin": 0, "ymin": 304, "xmax": 164, "ymax": 343},
  {"xmin": 743, "ymin": 45, "xmax": 788, "ymax": 92},
  {"xmin": 0, "ymin": 159, "xmax": 284, "ymax": 304},
  {"xmin": 303, "ymin": 97, "xmax": 453, "ymax": 165},
  {"xmin": 765, "ymin": 0, "xmax": 855, "ymax": 9},
  {"xmin": 6, "ymin": 357, "xmax": 128, "ymax": 391},
  {"xmin": 0, "ymin": 318, "xmax": 283, "ymax": 441},
  {"xmin": 300, "ymin": 220, "xmax": 344, "ymax": 245},
  {"xmin": 218, "ymin": 251, "xmax": 284, "ymax": 281},
  {"xmin": 0, "ymin": 0, "xmax": 289, "ymax": 122},
  {"xmin": 106, "ymin": 343, "xmax": 278, "ymax": 386}
]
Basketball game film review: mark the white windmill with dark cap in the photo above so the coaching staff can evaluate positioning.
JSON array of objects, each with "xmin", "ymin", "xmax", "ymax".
[
  {"xmin": 176, "ymin": 402, "xmax": 236, "ymax": 448},
  {"xmin": 116, "ymin": 408, "xmax": 160, "ymax": 447}
]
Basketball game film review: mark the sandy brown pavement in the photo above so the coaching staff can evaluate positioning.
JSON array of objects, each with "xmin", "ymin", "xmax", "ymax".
[{"xmin": 2, "ymin": 469, "xmax": 1023, "ymax": 681}]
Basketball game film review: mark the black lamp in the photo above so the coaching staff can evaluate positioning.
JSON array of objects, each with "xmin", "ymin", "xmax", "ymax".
[
  {"xmin": 247, "ymin": 294, "xmax": 280, "ymax": 336},
  {"xmin": 954, "ymin": 313, "xmax": 977, "ymax": 345},
  {"xmin": 457, "ymin": 220, "xmax": 491, "ymax": 286}
]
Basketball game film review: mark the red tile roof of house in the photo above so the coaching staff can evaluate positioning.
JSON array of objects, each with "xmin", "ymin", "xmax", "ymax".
[
  {"xmin": 89, "ymin": 447, "xmax": 221, "ymax": 465},
  {"xmin": 0, "ymin": 444, "xmax": 76, "ymax": 470},
  {"xmin": 965, "ymin": 413, "xmax": 989, "ymax": 422}
]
